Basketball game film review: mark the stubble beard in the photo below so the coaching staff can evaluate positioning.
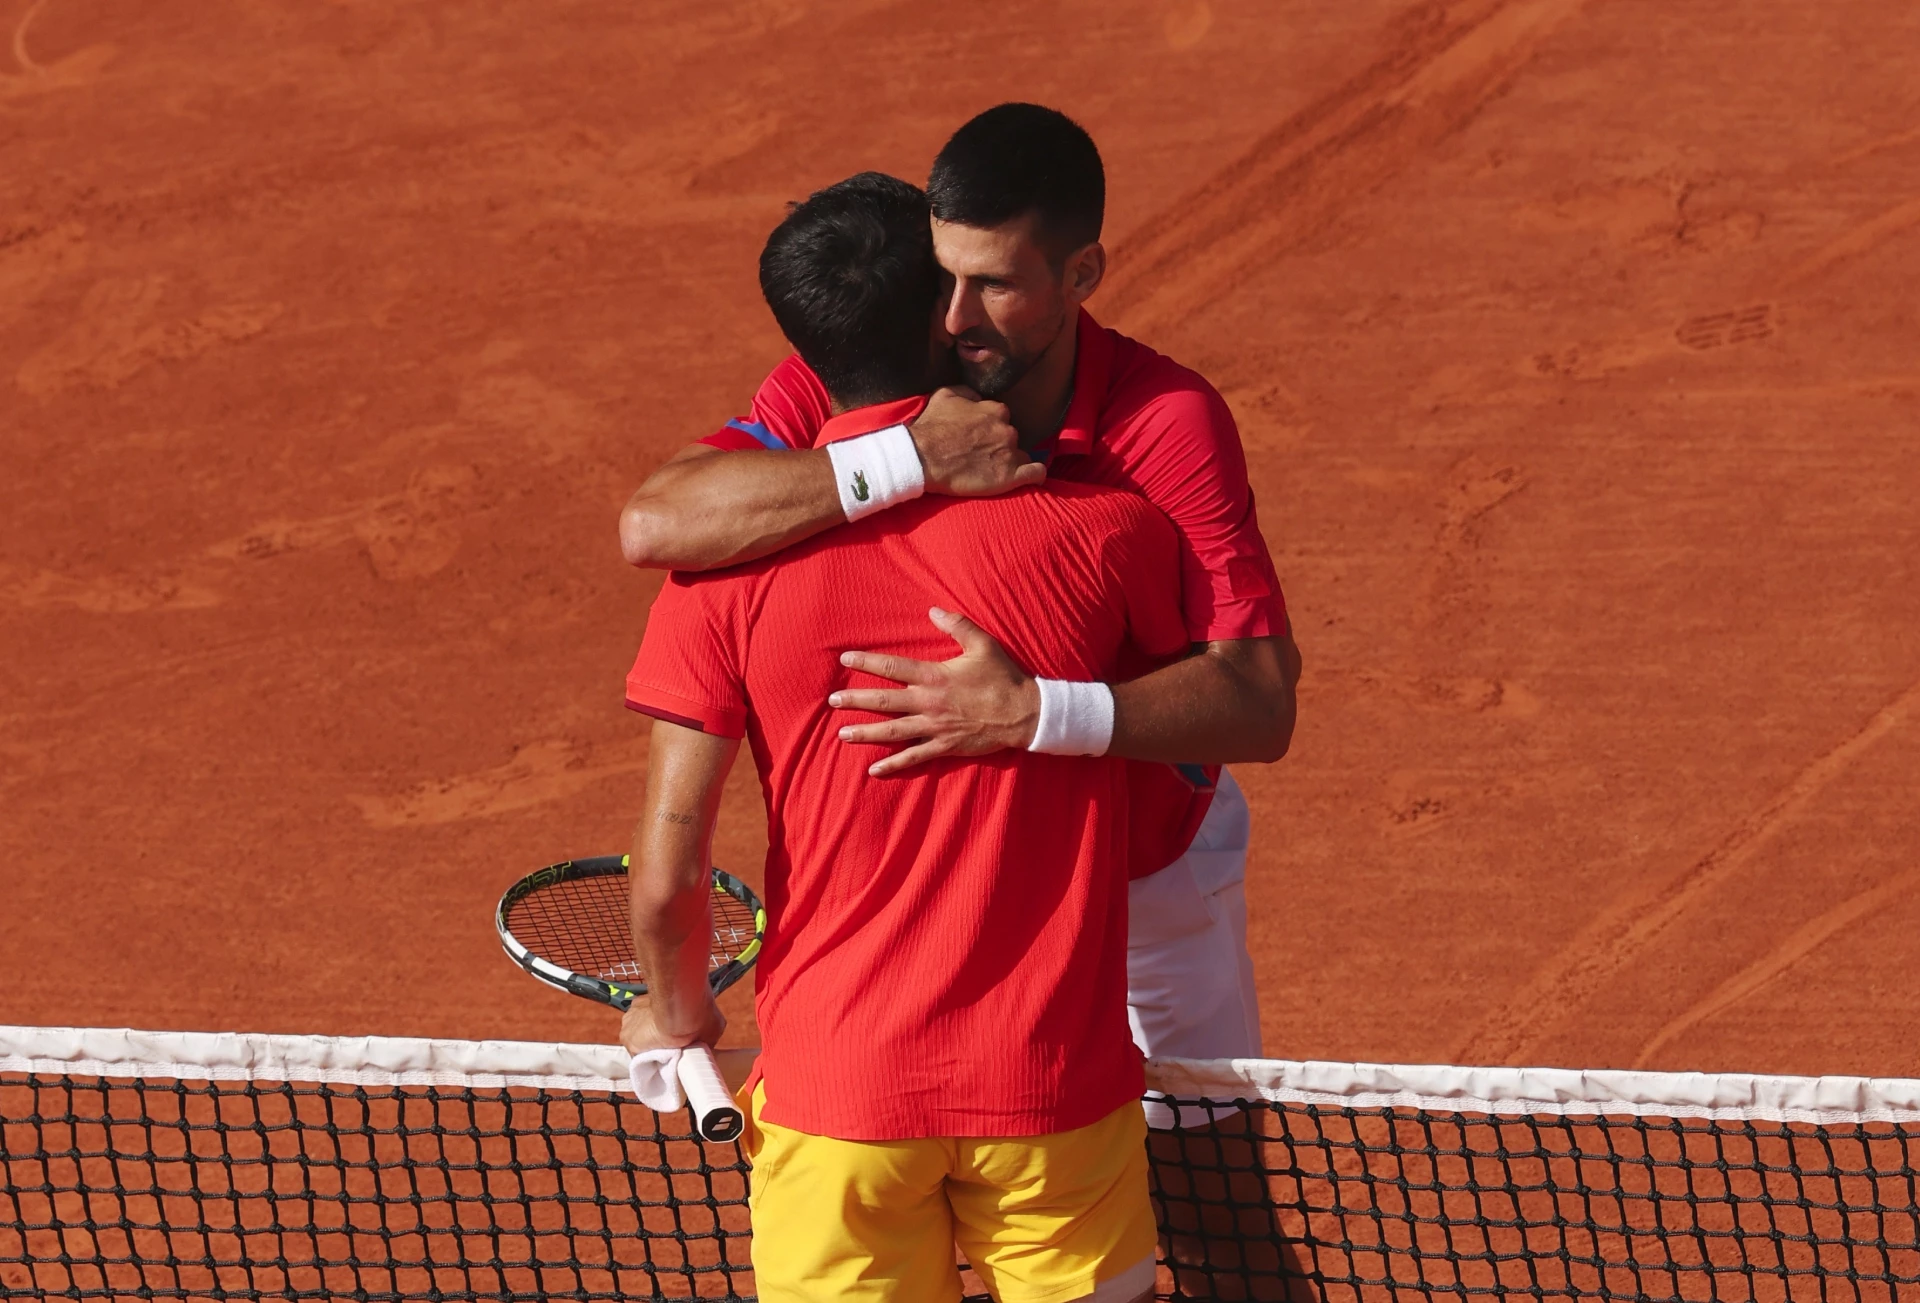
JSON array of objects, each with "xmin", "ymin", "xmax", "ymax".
[{"xmin": 959, "ymin": 347, "xmax": 1034, "ymax": 400}]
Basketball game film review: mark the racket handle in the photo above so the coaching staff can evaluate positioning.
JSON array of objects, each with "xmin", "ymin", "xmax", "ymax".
[{"xmin": 678, "ymin": 1044, "xmax": 744, "ymax": 1142}]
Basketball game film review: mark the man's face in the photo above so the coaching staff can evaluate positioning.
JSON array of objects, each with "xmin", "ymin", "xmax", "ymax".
[{"xmin": 931, "ymin": 213, "xmax": 1074, "ymax": 399}]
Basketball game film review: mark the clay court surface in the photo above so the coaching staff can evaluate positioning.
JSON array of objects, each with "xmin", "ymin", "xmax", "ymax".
[{"xmin": 3, "ymin": 0, "xmax": 1917, "ymax": 1080}]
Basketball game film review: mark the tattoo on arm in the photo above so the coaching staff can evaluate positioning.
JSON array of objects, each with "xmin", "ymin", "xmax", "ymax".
[{"xmin": 656, "ymin": 810, "xmax": 698, "ymax": 826}]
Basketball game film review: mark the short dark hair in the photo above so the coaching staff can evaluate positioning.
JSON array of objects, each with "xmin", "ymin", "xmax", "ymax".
[
  {"xmin": 927, "ymin": 103, "xmax": 1104, "ymax": 259},
  {"xmin": 757, "ymin": 172, "xmax": 938, "ymax": 409}
]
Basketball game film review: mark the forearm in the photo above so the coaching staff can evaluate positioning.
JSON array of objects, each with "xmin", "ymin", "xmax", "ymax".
[
  {"xmin": 1107, "ymin": 635, "xmax": 1300, "ymax": 765},
  {"xmin": 629, "ymin": 723, "xmax": 738, "ymax": 1038},
  {"xmin": 629, "ymin": 832, "xmax": 717, "ymax": 1038},
  {"xmin": 620, "ymin": 447, "xmax": 844, "ymax": 572}
]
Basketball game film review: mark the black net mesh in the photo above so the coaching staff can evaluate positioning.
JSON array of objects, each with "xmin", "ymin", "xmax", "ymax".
[
  {"xmin": 0, "ymin": 1073, "xmax": 752, "ymax": 1301},
  {"xmin": 1144, "ymin": 1094, "xmax": 1920, "ymax": 1302},
  {"xmin": 7, "ymin": 1068, "xmax": 1920, "ymax": 1301}
]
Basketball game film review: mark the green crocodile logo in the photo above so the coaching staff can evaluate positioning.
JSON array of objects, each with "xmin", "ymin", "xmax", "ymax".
[{"xmin": 851, "ymin": 470, "xmax": 870, "ymax": 502}]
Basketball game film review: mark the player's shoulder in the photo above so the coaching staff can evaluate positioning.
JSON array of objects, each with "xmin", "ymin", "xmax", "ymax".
[
  {"xmin": 1103, "ymin": 329, "xmax": 1235, "ymax": 430},
  {"xmin": 1032, "ymin": 480, "xmax": 1176, "ymax": 550},
  {"xmin": 748, "ymin": 353, "xmax": 832, "ymax": 447},
  {"xmin": 1095, "ymin": 327, "xmax": 1249, "ymax": 500}
]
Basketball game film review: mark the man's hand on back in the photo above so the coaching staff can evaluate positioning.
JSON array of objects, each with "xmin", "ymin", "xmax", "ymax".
[
  {"xmin": 910, "ymin": 387, "xmax": 1045, "ymax": 497},
  {"xmin": 831, "ymin": 607, "xmax": 1041, "ymax": 776},
  {"xmin": 830, "ymin": 622, "xmax": 1303, "ymax": 772}
]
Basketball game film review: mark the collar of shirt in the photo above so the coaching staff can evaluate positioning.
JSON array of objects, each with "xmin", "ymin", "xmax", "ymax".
[
  {"xmin": 1050, "ymin": 308, "xmax": 1114, "ymax": 460},
  {"xmin": 816, "ymin": 395, "xmax": 931, "ymax": 446}
]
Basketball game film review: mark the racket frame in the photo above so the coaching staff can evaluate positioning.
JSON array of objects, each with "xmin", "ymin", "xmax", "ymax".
[
  {"xmin": 495, "ymin": 853, "xmax": 766, "ymax": 1142},
  {"xmin": 496, "ymin": 853, "xmax": 765, "ymax": 1010}
]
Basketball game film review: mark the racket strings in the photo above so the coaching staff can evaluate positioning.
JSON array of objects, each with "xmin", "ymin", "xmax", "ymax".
[{"xmin": 506, "ymin": 873, "xmax": 758, "ymax": 985}]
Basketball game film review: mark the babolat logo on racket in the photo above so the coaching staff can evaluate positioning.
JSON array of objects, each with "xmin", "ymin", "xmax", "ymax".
[{"xmin": 851, "ymin": 470, "xmax": 870, "ymax": 502}]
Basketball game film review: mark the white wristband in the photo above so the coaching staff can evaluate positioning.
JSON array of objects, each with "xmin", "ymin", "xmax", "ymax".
[
  {"xmin": 826, "ymin": 424, "xmax": 925, "ymax": 522},
  {"xmin": 1028, "ymin": 679, "xmax": 1115, "ymax": 756}
]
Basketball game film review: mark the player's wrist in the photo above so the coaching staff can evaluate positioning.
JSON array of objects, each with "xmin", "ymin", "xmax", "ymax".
[
  {"xmin": 655, "ymin": 995, "xmax": 721, "ymax": 1045},
  {"xmin": 826, "ymin": 425, "xmax": 924, "ymax": 521},
  {"xmin": 1027, "ymin": 678, "xmax": 1114, "ymax": 756}
]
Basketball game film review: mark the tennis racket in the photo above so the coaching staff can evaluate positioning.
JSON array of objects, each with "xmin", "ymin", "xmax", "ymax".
[{"xmin": 496, "ymin": 853, "xmax": 765, "ymax": 1141}]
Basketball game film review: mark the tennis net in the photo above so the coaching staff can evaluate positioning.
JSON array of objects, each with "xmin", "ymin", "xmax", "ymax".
[{"xmin": 5, "ymin": 1026, "xmax": 1920, "ymax": 1301}]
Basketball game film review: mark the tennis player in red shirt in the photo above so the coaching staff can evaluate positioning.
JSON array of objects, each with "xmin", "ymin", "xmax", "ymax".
[
  {"xmin": 622, "ymin": 173, "xmax": 1181, "ymax": 1303},
  {"xmin": 619, "ymin": 105, "xmax": 1298, "ymax": 1085}
]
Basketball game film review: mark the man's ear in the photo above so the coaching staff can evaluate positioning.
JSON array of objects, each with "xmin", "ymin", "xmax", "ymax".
[{"xmin": 1063, "ymin": 241, "xmax": 1106, "ymax": 306}]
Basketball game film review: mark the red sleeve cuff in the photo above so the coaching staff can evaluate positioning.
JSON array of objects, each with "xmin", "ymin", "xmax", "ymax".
[
  {"xmin": 1186, "ymin": 592, "xmax": 1290, "ymax": 644},
  {"xmin": 624, "ymin": 684, "xmax": 746, "ymax": 738}
]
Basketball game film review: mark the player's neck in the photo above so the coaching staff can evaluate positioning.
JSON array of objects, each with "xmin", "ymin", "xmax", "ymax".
[{"xmin": 1005, "ymin": 315, "xmax": 1079, "ymax": 450}]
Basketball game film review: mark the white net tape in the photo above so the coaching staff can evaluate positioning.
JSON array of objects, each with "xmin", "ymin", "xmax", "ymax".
[{"xmin": 6, "ymin": 1025, "xmax": 1920, "ymax": 1125}]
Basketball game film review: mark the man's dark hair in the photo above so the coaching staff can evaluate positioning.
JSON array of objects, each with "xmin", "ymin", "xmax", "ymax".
[
  {"xmin": 927, "ymin": 103, "xmax": 1104, "ymax": 260},
  {"xmin": 758, "ymin": 172, "xmax": 938, "ymax": 409}
]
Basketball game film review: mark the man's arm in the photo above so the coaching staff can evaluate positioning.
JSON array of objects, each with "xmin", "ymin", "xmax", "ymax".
[
  {"xmin": 619, "ymin": 388, "xmax": 1038, "ymax": 572},
  {"xmin": 619, "ymin": 718, "xmax": 740, "ymax": 1056},
  {"xmin": 618, "ymin": 442, "xmax": 838, "ymax": 573},
  {"xmin": 828, "ymin": 609, "xmax": 1300, "ymax": 775},
  {"xmin": 1107, "ymin": 634, "xmax": 1300, "ymax": 764}
]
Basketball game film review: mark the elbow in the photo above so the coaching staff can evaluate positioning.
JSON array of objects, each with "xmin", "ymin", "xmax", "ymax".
[
  {"xmin": 1252, "ymin": 635, "xmax": 1301, "ymax": 763},
  {"xmin": 1241, "ymin": 668, "xmax": 1298, "ymax": 765},
  {"xmin": 1220, "ymin": 635, "xmax": 1299, "ymax": 765},
  {"xmin": 619, "ymin": 500, "xmax": 675, "ymax": 569},
  {"xmin": 1259, "ymin": 705, "xmax": 1295, "ymax": 764},
  {"xmin": 1241, "ymin": 709, "xmax": 1292, "ymax": 765}
]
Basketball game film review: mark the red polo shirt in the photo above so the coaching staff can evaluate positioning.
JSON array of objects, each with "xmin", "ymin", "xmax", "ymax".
[
  {"xmin": 627, "ymin": 398, "xmax": 1189, "ymax": 1140},
  {"xmin": 699, "ymin": 312, "xmax": 1284, "ymax": 876}
]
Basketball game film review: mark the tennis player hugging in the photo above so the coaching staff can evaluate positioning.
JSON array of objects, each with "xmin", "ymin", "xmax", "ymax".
[{"xmin": 617, "ymin": 105, "xmax": 1299, "ymax": 1303}]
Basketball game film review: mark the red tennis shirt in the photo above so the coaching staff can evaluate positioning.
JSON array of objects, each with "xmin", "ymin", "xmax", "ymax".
[
  {"xmin": 627, "ymin": 398, "xmax": 1190, "ymax": 1141},
  {"xmin": 699, "ymin": 310, "xmax": 1288, "ymax": 877}
]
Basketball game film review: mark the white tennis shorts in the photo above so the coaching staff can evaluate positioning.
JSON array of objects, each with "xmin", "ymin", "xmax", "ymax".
[{"xmin": 1125, "ymin": 768, "xmax": 1262, "ymax": 1065}]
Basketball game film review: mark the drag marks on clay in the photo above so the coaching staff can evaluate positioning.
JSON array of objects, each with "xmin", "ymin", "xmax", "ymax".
[
  {"xmin": 1415, "ymin": 456, "xmax": 1528, "ymax": 634},
  {"xmin": 9, "ymin": 0, "xmax": 48, "ymax": 73},
  {"xmin": 0, "ymin": 465, "xmax": 484, "ymax": 613},
  {"xmin": 1486, "ymin": 197, "xmax": 1920, "ymax": 397},
  {"xmin": 1631, "ymin": 864, "xmax": 1920, "ymax": 1070},
  {"xmin": 1459, "ymin": 673, "xmax": 1920, "ymax": 1067},
  {"xmin": 1320, "ymin": 668, "xmax": 1543, "ymax": 721},
  {"xmin": 348, "ymin": 738, "xmax": 648, "ymax": 828},
  {"xmin": 15, "ymin": 277, "xmax": 282, "ymax": 397},
  {"xmin": 0, "ymin": 0, "xmax": 114, "ymax": 99},
  {"xmin": 1834, "ymin": 124, "xmax": 1920, "ymax": 167},
  {"xmin": 1425, "ymin": 300, "xmax": 1774, "ymax": 405},
  {"xmin": 0, "ymin": 221, "xmax": 89, "ymax": 314},
  {"xmin": 456, "ymin": 371, "xmax": 599, "ymax": 466},
  {"xmin": 211, "ymin": 464, "xmax": 480, "ymax": 583},
  {"xmin": 1383, "ymin": 770, "xmax": 1518, "ymax": 840},
  {"xmin": 1780, "ymin": 196, "xmax": 1920, "ymax": 292},
  {"xmin": 1103, "ymin": 0, "xmax": 1594, "ymax": 339},
  {"xmin": 1674, "ymin": 304, "xmax": 1774, "ymax": 351},
  {"xmin": 0, "ymin": 562, "xmax": 220, "ymax": 613},
  {"xmin": 1418, "ymin": 306, "xmax": 1769, "ymax": 406},
  {"xmin": 1512, "ymin": 177, "xmax": 1764, "ymax": 257}
]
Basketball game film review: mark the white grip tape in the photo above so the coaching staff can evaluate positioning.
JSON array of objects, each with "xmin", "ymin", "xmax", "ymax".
[
  {"xmin": 678, "ymin": 1045, "xmax": 743, "ymax": 1142},
  {"xmin": 825, "ymin": 424, "xmax": 924, "ymax": 522},
  {"xmin": 1028, "ymin": 678, "xmax": 1115, "ymax": 756}
]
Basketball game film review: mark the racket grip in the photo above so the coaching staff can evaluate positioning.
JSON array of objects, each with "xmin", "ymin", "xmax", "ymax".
[{"xmin": 678, "ymin": 1045, "xmax": 744, "ymax": 1142}]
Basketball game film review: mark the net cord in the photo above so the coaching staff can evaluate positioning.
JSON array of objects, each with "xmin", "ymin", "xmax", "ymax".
[
  {"xmin": 1147, "ymin": 1054, "xmax": 1920, "ymax": 1125},
  {"xmin": 7, "ymin": 1025, "xmax": 1920, "ymax": 1125}
]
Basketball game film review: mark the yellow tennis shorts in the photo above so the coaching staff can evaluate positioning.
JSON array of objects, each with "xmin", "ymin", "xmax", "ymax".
[{"xmin": 742, "ymin": 1083, "xmax": 1156, "ymax": 1303}]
